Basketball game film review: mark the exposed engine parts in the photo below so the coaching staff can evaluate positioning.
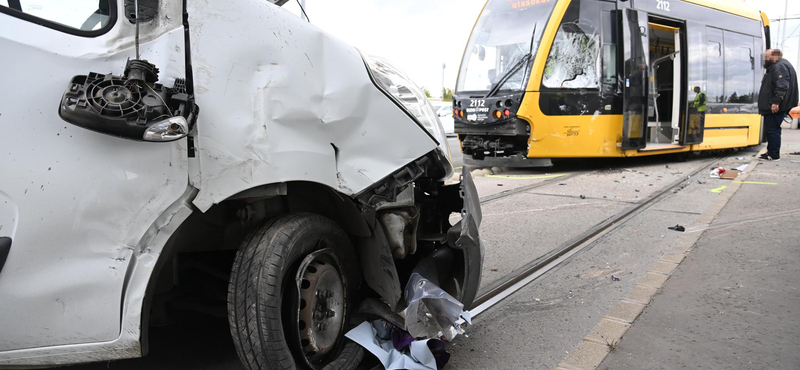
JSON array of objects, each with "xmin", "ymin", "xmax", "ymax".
[{"xmin": 59, "ymin": 59, "xmax": 198, "ymax": 142}]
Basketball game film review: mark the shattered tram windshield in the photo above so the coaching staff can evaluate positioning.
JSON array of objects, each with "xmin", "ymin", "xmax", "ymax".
[{"xmin": 456, "ymin": 0, "xmax": 558, "ymax": 93}]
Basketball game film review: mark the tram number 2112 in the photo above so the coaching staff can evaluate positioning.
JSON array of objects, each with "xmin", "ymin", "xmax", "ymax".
[{"xmin": 656, "ymin": 0, "xmax": 671, "ymax": 11}]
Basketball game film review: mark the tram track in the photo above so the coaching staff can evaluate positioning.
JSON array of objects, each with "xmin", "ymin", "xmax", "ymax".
[
  {"xmin": 478, "ymin": 171, "xmax": 587, "ymax": 204},
  {"xmin": 468, "ymin": 155, "xmax": 725, "ymax": 317}
]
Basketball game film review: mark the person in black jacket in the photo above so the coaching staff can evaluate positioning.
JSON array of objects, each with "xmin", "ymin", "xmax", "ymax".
[{"xmin": 758, "ymin": 49, "xmax": 799, "ymax": 161}]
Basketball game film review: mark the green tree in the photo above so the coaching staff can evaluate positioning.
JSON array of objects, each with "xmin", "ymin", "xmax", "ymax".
[
  {"xmin": 421, "ymin": 87, "xmax": 432, "ymax": 98},
  {"xmin": 443, "ymin": 88, "xmax": 454, "ymax": 101}
]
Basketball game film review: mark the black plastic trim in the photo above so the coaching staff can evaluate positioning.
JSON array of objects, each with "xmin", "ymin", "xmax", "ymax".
[
  {"xmin": 0, "ymin": 1, "xmax": 117, "ymax": 38},
  {"xmin": 704, "ymin": 126, "xmax": 750, "ymax": 130},
  {"xmin": 0, "ymin": 237, "xmax": 11, "ymax": 275}
]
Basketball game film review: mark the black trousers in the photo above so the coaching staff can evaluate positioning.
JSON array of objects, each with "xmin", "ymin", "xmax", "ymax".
[{"xmin": 763, "ymin": 111, "xmax": 786, "ymax": 159}]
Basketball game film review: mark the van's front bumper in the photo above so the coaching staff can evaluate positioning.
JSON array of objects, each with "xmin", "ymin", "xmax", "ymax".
[{"xmin": 445, "ymin": 166, "xmax": 483, "ymax": 307}]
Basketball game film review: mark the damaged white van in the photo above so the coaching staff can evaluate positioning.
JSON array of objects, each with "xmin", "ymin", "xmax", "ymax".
[{"xmin": 0, "ymin": 0, "xmax": 482, "ymax": 369}]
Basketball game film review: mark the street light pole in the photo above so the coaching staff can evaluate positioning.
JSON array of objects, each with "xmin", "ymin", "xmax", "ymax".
[
  {"xmin": 780, "ymin": 0, "xmax": 788, "ymax": 46},
  {"xmin": 442, "ymin": 63, "xmax": 447, "ymax": 100}
]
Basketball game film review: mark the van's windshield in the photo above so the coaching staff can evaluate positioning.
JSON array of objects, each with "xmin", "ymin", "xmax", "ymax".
[
  {"xmin": 456, "ymin": 0, "xmax": 557, "ymax": 92},
  {"xmin": 456, "ymin": 0, "xmax": 559, "ymax": 93}
]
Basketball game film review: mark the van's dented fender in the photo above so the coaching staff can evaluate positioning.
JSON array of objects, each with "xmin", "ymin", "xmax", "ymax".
[{"xmin": 446, "ymin": 167, "xmax": 483, "ymax": 308}]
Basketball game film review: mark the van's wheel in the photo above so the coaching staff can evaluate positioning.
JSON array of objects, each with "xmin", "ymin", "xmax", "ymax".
[{"xmin": 228, "ymin": 213, "xmax": 364, "ymax": 370}]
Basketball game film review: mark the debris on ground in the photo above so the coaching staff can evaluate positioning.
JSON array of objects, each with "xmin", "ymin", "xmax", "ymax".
[
  {"xmin": 348, "ymin": 273, "xmax": 472, "ymax": 370},
  {"xmin": 611, "ymin": 275, "xmax": 620, "ymax": 281},
  {"xmin": 789, "ymin": 152, "xmax": 800, "ymax": 155},
  {"xmin": 559, "ymin": 183, "xmax": 567, "ymax": 186},
  {"xmin": 567, "ymin": 290, "xmax": 574, "ymax": 299},
  {"xmin": 733, "ymin": 164, "xmax": 749, "ymax": 172},
  {"xmin": 496, "ymin": 184, "xmax": 503, "ymax": 186},
  {"xmin": 737, "ymin": 157, "xmax": 746, "ymax": 160},
  {"xmin": 490, "ymin": 268, "xmax": 498, "ymax": 271},
  {"xmin": 668, "ymin": 224, "xmax": 686, "ymax": 232},
  {"xmin": 697, "ymin": 180, "xmax": 706, "ymax": 184},
  {"xmin": 579, "ymin": 195, "xmax": 586, "ymax": 199},
  {"xmin": 346, "ymin": 321, "xmax": 445, "ymax": 370},
  {"xmin": 710, "ymin": 167, "xmax": 725, "ymax": 178},
  {"xmin": 719, "ymin": 169, "xmax": 740, "ymax": 180},
  {"xmin": 404, "ymin": 273, "xmax": 471, "ymax": 341}
]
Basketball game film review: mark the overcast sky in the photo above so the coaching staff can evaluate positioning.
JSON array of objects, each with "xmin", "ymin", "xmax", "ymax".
[{"xmin": 282, "ymin": 0, "xmax": 800, "ymax": 98}]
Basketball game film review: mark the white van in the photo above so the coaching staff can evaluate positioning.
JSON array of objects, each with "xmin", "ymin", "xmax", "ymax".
[{"xmin": 0, "ymin": 1, "xmax": 483, "ymax": 369}]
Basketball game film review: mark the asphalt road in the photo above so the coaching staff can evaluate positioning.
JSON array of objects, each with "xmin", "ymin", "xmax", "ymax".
[
  {"xmin": 448, "ymin": 136, "xmax": 463, "ymax": 168},
  {"xmin": 62, "ymin": 147, "xmax": 757, "ymax": 370}
]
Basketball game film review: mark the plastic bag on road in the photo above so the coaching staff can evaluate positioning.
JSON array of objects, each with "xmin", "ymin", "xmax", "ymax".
[{"xmin": 404, "ymin": 273, "xmax": 470, "ymax": 341}]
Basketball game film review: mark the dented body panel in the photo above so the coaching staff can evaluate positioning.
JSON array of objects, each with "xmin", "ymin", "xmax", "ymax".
[
  {"xmin": 188, "ymin": 0, "xmax": 436, "ymax": 211},
  {"xmin": 0, "ymin": 0, "xmax": 475, "ymax": 367}
]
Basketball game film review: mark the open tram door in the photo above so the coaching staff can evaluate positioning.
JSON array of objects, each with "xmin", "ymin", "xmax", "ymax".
[{"xmin": 620, "ymin": 8, "xmax": 650, "ymax": 150}]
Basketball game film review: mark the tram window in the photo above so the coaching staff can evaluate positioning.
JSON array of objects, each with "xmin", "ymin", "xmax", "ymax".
[
  {"xmin": 753, "ymin": 36, "xmax": 763, "ymax": 103},
  {"xmin": 685, "ymin": 23, "xmax": 706, "ymax": 144},
  {"xmin": 456, "ymin": 0, "xmax": 559, "ymax": 92},
  {"xmin": 602, "ymin": 44, "xmax": 617, "ymax": 84},
  {"xmin": 706, "ymin": 28, "xmax": 724, "ymax": 108},
  {"xmin": 601, "ymin": 10, "xmax": 618, "ymax": 86},
  {"xmin": 542, "ymin": 0, "xmax": 614, "ymax": 89},
  {"xmin": 723, "ymin": 31, "xmax": 755, "ymax": 105}
]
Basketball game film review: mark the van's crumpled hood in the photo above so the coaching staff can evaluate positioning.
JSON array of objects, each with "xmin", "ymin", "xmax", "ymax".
[{"xmin": 188, "ymin": 0, "xmax": 438, "ymax": 211}]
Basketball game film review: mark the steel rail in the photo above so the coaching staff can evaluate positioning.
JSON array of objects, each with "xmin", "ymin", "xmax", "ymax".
[
  {"xmin": 469, "ymin": 156, "xmax": 723, "ymax": 316},
  {"xmin": 478, "ymin": 172, "xmax": 586, "ymax": 204}
]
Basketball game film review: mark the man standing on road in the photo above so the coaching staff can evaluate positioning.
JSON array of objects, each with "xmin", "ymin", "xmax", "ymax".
[{"xmin": 758, "ymin": 49, "xmax": 798, "ymax": 162}]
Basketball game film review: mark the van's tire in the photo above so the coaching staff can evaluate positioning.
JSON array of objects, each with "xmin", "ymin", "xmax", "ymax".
[{"xmin": 228, "ymin": 213, "xmax": 363, "ymax": 370}]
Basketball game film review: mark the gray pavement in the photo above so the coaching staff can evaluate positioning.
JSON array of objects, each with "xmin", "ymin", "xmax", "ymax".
[{"xmin": 599, "ymin": 130, "xmax": 800, "ymax": 370}]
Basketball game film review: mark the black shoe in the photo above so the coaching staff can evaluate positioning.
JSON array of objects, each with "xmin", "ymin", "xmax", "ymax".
[{"xmin": 759, "ymin": 153, "xmax": 780, "ymax": 161}]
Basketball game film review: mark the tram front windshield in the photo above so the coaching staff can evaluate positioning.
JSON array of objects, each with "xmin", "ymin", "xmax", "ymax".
[{"xmin": 456, "ymin": 0, "xmax": 558, "ymax": 94}]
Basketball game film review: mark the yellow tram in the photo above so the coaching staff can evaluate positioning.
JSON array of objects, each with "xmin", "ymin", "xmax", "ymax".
[{"xmin": 453, "ymin": 0, "xmax": 770, "ymax": 167}]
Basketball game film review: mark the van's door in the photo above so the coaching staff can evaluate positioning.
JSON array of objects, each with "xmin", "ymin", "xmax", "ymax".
[
  {"xmin": 0, "ymin": 3, "xmax": 189, "ymax": 352},
  {"xmin": 620, "ymin": 8, "xmax": 650, "ymax": 150}
]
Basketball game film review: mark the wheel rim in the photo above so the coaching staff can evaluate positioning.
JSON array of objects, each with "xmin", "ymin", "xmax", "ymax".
[{"xmin": 292, "ymin": 246, "xmax": 348, "ymax": 367}]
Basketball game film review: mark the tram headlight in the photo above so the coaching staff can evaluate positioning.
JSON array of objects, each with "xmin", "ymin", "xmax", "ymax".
[{"xmin": 361, "ymin": 53, "xmax": 453, "ymax": 178}]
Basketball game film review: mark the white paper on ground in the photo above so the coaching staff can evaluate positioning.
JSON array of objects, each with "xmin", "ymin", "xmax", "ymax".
[
  {"xmin": 345, "ymin": 322, "xmax": 437, "ymax": 370},
  {"xmin": 734, "ymin": 164, "xmax": 749, "ymax": 172}
]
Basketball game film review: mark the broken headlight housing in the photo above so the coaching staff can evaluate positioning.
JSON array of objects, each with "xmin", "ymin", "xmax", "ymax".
[{"xmin": 361, "ymin": 53, "xmax": 454, "ymax": 180}]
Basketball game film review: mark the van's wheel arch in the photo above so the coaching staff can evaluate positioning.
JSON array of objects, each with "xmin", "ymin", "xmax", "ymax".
[{"xmin": 227, "ymin": 213, "xmax": 363, "ymax": 370}]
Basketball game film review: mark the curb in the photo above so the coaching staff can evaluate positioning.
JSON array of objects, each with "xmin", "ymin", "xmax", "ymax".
[{"xmin": 554, "ymin": 152, "xmax": 764, "ymax": 370}]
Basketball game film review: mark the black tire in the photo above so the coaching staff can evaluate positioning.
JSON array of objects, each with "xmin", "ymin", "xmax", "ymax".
[{"xmin": 227, "ymin": 213, "xmax": 363, "ymax": 370}]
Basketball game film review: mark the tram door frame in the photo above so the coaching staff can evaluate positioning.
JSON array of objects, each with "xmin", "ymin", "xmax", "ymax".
[{"xmin": 620, "ymin": 8, "xmax": 651, "ymax": 150}]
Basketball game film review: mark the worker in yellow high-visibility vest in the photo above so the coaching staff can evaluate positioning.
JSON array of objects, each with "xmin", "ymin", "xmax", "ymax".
[{"xmin": 689, "ymin": 86, "xmax": 706, "ymax": 136}]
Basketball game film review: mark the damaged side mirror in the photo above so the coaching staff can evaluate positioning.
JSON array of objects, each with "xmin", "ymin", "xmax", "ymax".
[{"xmin": 59, "ymin": 59, "xmax": 198, "ymax": 142}]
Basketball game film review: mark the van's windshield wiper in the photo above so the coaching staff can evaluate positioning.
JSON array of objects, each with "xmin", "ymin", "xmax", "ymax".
[
  {"xmin": 484, "ymin": 53, "xmax": 531, "ymax": 98},
  {"xmin": 484, "ymin": 23, "xmax": 537, "ymax": 98}
]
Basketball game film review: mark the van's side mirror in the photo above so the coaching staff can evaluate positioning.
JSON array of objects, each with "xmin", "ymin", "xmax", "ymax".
[{"xmin": 59, "ymin": 60, "xmax": 197, "ymax": 142}]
